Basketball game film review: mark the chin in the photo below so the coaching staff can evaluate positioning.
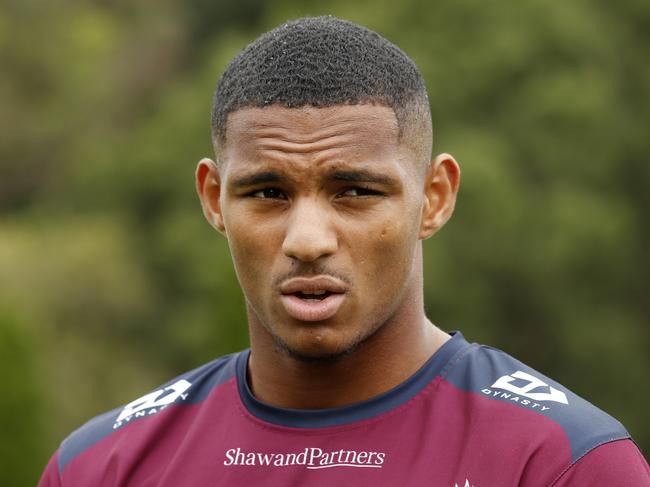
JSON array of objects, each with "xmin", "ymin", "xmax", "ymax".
[{"xmin": 272, "ymin": 329, "xmax": 369, "ymax": 365}]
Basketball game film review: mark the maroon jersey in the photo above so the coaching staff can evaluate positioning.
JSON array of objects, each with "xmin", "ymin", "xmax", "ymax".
[{"xmin": 38, "ymin": 332, "xmax": 649, "ymax": 486}]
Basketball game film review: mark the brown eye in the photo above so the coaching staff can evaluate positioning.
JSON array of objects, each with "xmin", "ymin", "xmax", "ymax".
[
  {"xmin": 339, "ymin": 187, "xmax": 380, "ymax": 197},
  {"xmin": 251, "ymin": 188, "xmax": 286, "ymax": 199}
]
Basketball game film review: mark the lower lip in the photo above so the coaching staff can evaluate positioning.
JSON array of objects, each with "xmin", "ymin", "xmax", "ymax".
[{"xmin": 279, "ymin": 293, "xmax": 345, "ymax": 322}]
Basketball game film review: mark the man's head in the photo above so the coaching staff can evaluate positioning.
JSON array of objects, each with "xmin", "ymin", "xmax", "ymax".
[
  {"xmin": 197, "ymin": 16, "xmax": 459, "ymax": 362},
  {"xmin": 211, "ymin": 16, "xmax": 433, "ymax": 168}
]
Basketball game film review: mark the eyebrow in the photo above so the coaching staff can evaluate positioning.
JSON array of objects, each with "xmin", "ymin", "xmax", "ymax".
[
  {"xmin": 230, "ymin": 171, "xmax": 284, "ymax": 188},
  {"xmin": 327, "ymin": 170, "xmax": 394, "ymax": 185},
  {"xmin": 229, "ymin": 169, "xmax": 396, "ymax": 189}
]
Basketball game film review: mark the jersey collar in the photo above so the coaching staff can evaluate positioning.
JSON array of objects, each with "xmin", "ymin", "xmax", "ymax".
[{"xmin": 236, "ymin": 331, "xmax": 470, "ymax": 428}]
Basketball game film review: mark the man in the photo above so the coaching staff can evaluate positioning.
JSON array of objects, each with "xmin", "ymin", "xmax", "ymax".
[{"xmin": 39, "ymin": 16, "xmax": 648, "ymax": 486}]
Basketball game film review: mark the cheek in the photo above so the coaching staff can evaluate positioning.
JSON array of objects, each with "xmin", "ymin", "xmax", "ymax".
[
  {"xmin": 349, "ymin": 214, "xmax": 419, "ymax": 294},
  {"xmin": 224, "ymin": 212, "xmax": 276, "ymax": 293}
]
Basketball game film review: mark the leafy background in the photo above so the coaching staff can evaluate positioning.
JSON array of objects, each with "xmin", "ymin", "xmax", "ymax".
[{"xmin": 1, "ymin": 0, "xmax": 648, "ymax": 484}]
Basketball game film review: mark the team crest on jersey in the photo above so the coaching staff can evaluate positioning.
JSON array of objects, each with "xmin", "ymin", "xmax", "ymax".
[
  {"xmin": 113, "ymin": 379, "xmax": 192, "ymax": 429},
  {"xmin": 481, "ymin": 370, "xmax": 568, "ymax": 413}
]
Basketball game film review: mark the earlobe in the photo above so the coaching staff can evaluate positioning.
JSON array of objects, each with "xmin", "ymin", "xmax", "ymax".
[
  {"xmin": 419, "ymin": 153, "xmax": 460, "ymax": 240},
  {"xmin": 195, "ymin": 158, "xmax": 226, "ymax": 233}
]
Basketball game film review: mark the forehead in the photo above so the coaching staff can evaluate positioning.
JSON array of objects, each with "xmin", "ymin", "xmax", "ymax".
[{"xmin": 220, "ymin": 104, "xmax": 402, "ymax": 166}]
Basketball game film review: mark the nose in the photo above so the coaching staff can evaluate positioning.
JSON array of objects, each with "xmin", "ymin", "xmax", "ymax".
[{"xmin": 282, "ymin": 198, "xmax": 338, "ymax": 262}]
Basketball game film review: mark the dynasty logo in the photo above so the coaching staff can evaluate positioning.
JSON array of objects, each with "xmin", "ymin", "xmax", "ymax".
[
  {"xmin": 482, "ymin": 370, "xmax": 569, "ymax": 412},
  {"xmin": 224, "ymin": 447, "xmax": 385, "ymax": 469},
  {"xmin": 113, "ymin": 379, "xmax": 192, "ymax": 429}
]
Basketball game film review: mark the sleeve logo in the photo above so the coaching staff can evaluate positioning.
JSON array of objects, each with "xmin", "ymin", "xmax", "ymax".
[
  {"xmin": 481, "ymin": 370, "xmax": 568, "ymax": 413},
  {"xmin": 113, "ymin": 379, "xmax": 192, "ymax": 429},
  {"xmin": 491, "ymin": 371, "xmax": 568, "ymax": 404}
]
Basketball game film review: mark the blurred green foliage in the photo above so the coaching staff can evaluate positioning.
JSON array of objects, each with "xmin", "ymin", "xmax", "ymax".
[{"xmin": 1, "ymin": 0, "xmax": 648, "ymax": 483}]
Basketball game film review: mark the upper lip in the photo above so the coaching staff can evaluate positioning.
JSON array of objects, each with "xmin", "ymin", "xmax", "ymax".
[{"xmin": 279, "ymin": 276, "xmax": 347, "ymax": 295}]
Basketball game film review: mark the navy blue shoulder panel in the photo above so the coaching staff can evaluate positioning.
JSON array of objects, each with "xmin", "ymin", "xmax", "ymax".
[
  {"xmin": 444, "ymin": 342, "xmax": 630, "ymax": 462},
  {"xmin": 58, "ymin": 351, "xmax": 240, "ymax": 473}
]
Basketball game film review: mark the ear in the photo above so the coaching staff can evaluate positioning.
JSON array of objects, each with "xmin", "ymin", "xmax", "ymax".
[
  {"xmin": 195, "ymin": 158, "xmax": 226, "ymax": 233},
  {"xmin": 419, "ymin": 153, "xmax": 460, "ymax": 240}
]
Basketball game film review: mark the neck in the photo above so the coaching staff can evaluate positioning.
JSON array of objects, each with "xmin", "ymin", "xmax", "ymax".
[{"xmin": 246, "ymin": 253, "xmax": 450, "ymax": 409}]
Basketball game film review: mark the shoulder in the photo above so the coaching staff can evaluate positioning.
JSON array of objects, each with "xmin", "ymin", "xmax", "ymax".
[
  {"xmin": 442, "ymin": 339, "xmax": 631, "ymax": 464},
  {"xmin": 56, "ymin": 351, "xmax": 243, "ymax": 477},
  {"xmin": 550, "ymin": 438, "xmax": 649, "ymax": 486}
]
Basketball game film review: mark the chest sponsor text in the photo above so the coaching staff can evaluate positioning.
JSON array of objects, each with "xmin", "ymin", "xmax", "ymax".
[{"xmin": 224, "ymin": 447, "xmax": 385, "ymax": 469}]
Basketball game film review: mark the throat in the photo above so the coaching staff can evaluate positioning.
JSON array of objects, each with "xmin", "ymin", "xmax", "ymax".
[
  {"xmin": 249, "ymin": 324, "xmax": 435, "ymax": 410},
  {"xmin": 249, "ymin": 352, "xmax": 378, "ymax": 409}
]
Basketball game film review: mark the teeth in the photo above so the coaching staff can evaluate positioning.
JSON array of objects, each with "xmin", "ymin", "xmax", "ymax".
[{"xmin": 301, "ymin": 290, "xmax": 327, "ymax": 296}]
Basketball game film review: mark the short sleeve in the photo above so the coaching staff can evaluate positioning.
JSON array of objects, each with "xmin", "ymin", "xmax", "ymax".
[
  {"xmin": 551, "ymin": 439, "xmax": 649, "ymax": 486},
  {"xmin": 37, "ymin": 450, "xmax": 63, "ymax": 487}
]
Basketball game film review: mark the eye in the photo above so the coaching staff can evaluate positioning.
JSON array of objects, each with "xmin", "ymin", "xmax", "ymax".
[
  {"xmin": 249, "ymin": 188, "xmax": 287, "ymax": 199},
  {"xmin": 338, "ymin": 187, "xmax": 382, "ymax": 197}
]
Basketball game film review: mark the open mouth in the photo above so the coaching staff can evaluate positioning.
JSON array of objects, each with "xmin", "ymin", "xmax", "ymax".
[
  {"xmin": 293, "ymin": 290, "xmax": 333, "ymax": 301},
  {"xmin": 279, "ymin": 276, "xmax": 347, "ymax": 322}
]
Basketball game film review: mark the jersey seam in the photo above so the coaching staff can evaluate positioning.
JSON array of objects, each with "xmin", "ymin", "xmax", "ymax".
[
  {"xmin": 56, "ymin": 450, "xmax": 65, "ymax": 487},
  {"xmin": 438, "ymin": 342, "xmax": 477, "ymax": 381},
  {"xmin": 547, "ymin": 437, "xmax": 632, "ymax": 486}
]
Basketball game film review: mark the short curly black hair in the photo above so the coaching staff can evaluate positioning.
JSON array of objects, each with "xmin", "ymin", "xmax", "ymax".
[{"xmin": 211, "ymin": 16, "xmax": 432, "ymax": 163}]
